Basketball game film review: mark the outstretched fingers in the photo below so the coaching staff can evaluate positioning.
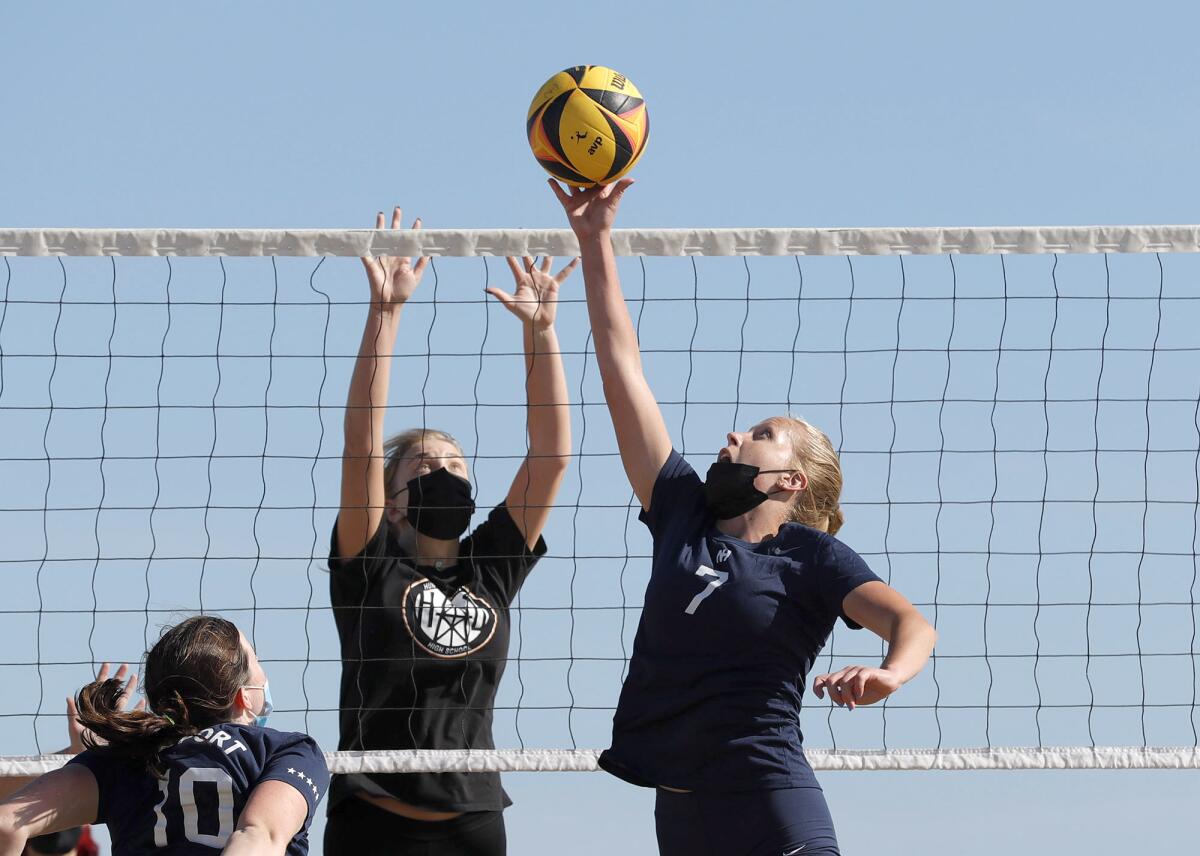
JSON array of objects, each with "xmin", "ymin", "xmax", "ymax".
[
  {"xmin": 411, "ymin": 218, "xmax": 430, "ymax": 275},
  {"xmin": 360, "ymin": 211, "xmax": 386, "ymax": 275},
  {"xmin": 547, "ymin": 178, "xmax": 571, "ymax": 204},
  {"xmin": 601, "ymin": 177, "xmax": 635, "ymax": 201},
  {"xmin": 554, "ymin": 257, "xmax": 580, "ymax": 283},
  {"xmin": 118, "ymin": 670, "xmax": 140, "ymax": 710}
]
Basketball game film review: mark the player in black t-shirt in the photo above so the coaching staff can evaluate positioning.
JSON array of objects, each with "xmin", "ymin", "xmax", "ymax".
[
  {"xmin": 0, "ymin": 616, "xmax": 328, "ymax": 856},
  {"xmin": 548, "ymin": 179, "xmax": 939, "ymax": 856},
  {"xmin": 326, "ymin": 207, "xmax": 573, "ymax": 855}
]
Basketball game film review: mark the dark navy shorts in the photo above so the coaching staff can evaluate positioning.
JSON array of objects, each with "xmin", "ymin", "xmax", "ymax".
[{"xmin": 654, "ymin": 786, "xmax": 840, "ymax": 856}]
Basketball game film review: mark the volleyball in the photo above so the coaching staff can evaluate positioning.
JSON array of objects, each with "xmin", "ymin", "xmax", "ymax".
[{"xmin": 526, "ymin": 65, "xmax": 650, "ymax": 187}]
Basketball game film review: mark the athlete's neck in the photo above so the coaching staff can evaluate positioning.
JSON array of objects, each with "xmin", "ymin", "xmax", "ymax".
[
  {"xmin": 394, "ymin": 520, "xmax": 461, "ymax": 568},
  {"xmin": 715, "ymin": 503, "xmax": 789, "ymax": 544}
]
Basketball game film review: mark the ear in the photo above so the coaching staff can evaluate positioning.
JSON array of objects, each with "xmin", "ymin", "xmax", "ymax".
[
  {"xmin": 232, "ymin": 687, "xmax": 252, "ymax": 716},
  {"xmin": 780, "ymin": 469, "xmax": 808, "ymax": 493}
]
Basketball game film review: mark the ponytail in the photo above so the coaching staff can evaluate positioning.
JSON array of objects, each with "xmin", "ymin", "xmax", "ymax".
[
  {"xmin": 74, "ymin": 679, "xmax": 195, "ymax": 777},
  {"xmin": 780, "ymin": 417, "xmax": 846, "ymax": 536},
  {"xmin": 74, "ymin": 615, "xmax": 250, "ymax": 777}
]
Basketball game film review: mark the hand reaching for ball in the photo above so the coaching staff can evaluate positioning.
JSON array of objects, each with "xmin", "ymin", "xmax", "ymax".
[{"xmin": 548, "ymin": 178, "xmax": 635, "ymax": 241}]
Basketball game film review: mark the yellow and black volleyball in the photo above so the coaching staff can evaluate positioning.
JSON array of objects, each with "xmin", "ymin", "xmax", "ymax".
[{"xmin": 527, "ymin": 66, "xmax": 649, "ymax": 187}]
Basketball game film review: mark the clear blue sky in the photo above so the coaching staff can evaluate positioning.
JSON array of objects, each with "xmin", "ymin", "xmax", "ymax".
[{"xmin": 2, "ymin": 2, "xmax": 1199, "ymax": 854}]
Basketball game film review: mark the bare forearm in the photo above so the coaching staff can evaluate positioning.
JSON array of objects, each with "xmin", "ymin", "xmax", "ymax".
[
  {"xmin": 523, "ymin": 324, "xmax": 570, "ymax": 459},
  {"xmin": 578, "ymin": 234, "xmax": 644, "ymax": 379},
  {"xmin": 576, "ymin": 232, "xmax": 672, "ymax": 503},
  {"xmin": 880, "ymin": 614, "xmax": 937, "ymax": 684},
  {"xmin": 343, "ymin": 305, "xmax": 400, "ymax": 455},
  {"xmin": 0, "ymin": 823, "xmax": 27, "ymax": 856}
]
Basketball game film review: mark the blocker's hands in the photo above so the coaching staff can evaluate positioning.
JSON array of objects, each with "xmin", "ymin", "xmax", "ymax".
[
  {"xmin": 547, "ymin": 178, "xmax": 634, "ymax": 241},
  {"xmin": 813, "ymin": 665, "xmax": 903, "ymax": 711},
  {"xmin": 66, "ymin": 662, "xmax": 145, "ymax": 753},
  {"xmin": 360, "ymin": 206, "xmax": 430, "ymax": 308},
  {"xmin": 487, "ymin": 256, "xmax": 578, "ymax": 330}
]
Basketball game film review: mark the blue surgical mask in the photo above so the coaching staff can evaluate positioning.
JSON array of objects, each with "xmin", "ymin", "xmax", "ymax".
[{"xmin": 243, "ymin": 682, "xmax": 273, "ymax": 728}]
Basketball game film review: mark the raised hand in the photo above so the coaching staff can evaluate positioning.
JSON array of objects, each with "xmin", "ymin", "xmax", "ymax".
[
  {"xmin": 486, "ymin": 256, "xmax": 578, "ymax": 330},
  {"xmin": 66, "ymin": 662, "xmax": 145, "ymax": 753},
  {"xmin": 360, "ymin": 206, "xmax": 430, "ymax": 308},
  {"xmin": 547, "ymin": 178, "xmax": 634, "ymax": 241},
  {"xmin": 812, "ymin": 665, "xmax": 903, "ymax": 711}
]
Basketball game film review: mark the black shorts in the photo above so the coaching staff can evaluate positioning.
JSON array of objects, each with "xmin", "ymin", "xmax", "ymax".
[
  {"xmin": 654, "ymin": 786, "xmax": 840, "ymax": 856},
  {"xmin": 324, "ymin": 795, "xmax": 506, "ymax": 856}
]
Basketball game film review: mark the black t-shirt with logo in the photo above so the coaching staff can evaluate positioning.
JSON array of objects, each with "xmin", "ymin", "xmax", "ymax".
[{"xmin": 327, "ymin": 504, "xmax": 545, "ymax": 813}]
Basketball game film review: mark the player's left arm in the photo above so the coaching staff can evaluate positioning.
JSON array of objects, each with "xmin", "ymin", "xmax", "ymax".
[
  {"xmin": 220, "ymin": 780, "xmax": 308, "ymax": 856},
  {"xmin": 0, "ymin": 662, "xmax": 142, "ymax": 801},
  {"xmin": 813, "ymin": 581, "xmax": 937, "ymax": 710},
  {"xmin": 488, "ymin": 256, "xmax": 575, "ymax": 549},
  {"xmin": 0, "ymin": 765, "xmax": 98, "ymax": 856}
]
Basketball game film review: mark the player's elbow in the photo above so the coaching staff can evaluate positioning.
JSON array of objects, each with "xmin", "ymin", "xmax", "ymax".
[
  {"xmin": 906, "ymin": 610, "xmax": 938, "ymax": 653},
  {"xmin": 533, "ymin": 451, "xmax": 571, "ymax": 477},
  {"xmin": 225, "ymin": 821, "xmax": 287, "ymax": 855}
]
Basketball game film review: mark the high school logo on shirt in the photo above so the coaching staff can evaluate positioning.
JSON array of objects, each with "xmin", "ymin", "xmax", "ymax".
[{"xmin": 402, "ymin": 579, "xmax": 498, "ymax": 657}]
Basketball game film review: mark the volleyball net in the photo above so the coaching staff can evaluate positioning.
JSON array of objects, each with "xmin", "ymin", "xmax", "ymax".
[{"xmin": 1, "ymin": 225, "xmax": 1198, "ymax": 775}]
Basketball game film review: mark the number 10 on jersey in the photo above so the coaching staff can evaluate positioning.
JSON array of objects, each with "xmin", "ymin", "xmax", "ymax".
[{"xmin": 153, "ymin": 767, "xmax": 235, "ymax": 847}]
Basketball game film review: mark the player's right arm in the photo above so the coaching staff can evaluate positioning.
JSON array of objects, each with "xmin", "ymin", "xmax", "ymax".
[
  {"xmin": 548, "ymin": 179, "xmax": 672, "ymax": 509},
  {"xmin": 338, "ymin": 207, "xmax": 430, "ymax": 557},
  {"xmin": 0, "ymin": 766, "xmax": 98, "ymax": 856},
  {"xmin": 220, "ymin": 779, "xmax": 308, "ymax": 856}
]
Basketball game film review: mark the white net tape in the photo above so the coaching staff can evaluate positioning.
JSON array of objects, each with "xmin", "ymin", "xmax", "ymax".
[
  {"xmin": 1, "ymin": 225, "xmax": 1199, "ymax": 258},
  {"xmin": 5, "ymin": 745, "xmax": 1199, "ymax": 777}
]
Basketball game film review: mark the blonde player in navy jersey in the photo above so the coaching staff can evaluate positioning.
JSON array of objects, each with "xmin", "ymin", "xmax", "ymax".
[
  {"xmin": 0, "ymin": 616, "xmax": 328, "ymax": 856},
  {"xmin": 549, "ymin": 179, "xmax": 938, "ymax": 856}
]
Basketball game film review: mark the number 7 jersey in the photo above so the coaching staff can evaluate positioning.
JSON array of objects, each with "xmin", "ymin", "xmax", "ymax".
[
  {"xmin": 69, "ymin": 723, "xmax": 329, "ymax": 855},
  {"xmin": 598, "ymin": 450, "xmax": 882, "ymax": 793}
]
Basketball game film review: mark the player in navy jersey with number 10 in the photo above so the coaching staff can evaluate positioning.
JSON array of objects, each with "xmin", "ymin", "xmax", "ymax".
[
  {"xmin": 0, "ymin": 616, "xmax": 328, "ymax": 856},
  {"xmin": 549, "ymin": 178, "xmax": 938, "ymax": 856}
]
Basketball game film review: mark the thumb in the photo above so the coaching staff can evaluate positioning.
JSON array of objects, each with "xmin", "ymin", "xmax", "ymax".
[
  {"xmin": 484, "ymin": 287, "xmax": 514, "ymax": 309},
  {"xmin": 609, "ymin": 177, "xmax": 635, "ymax": 202},
  {"xmin": 547, "ymin": 178, "xmax": 571, "ymax": 205}
]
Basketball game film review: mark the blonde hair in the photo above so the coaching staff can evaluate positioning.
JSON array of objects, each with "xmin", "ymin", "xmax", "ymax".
[
  {"xmin": 777, "ymin": 416, "xmax": 845, "ymax": 535},
  {"xmin": 382, "ymin": 428, "xmax": 466, "ymax": 492}
]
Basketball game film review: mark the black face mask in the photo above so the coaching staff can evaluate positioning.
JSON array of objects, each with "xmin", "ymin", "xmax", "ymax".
[
  {"xmin": 703, "ymin": 461, "xmax": 794, "ymax": 520},
  {"xmin": 402, "ymin": 467, "xmax": 475, "ymax": 540}
]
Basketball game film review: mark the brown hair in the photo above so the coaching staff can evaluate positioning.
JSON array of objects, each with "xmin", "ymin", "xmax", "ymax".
[
  {"xmin": 74, "ymin": 615, "xmax": 250, "ymax": 776},
  {"xmin": 382, "ymin": 428, "xmax": 466, "ymax": 493},
  {"xmin": 778, "ymin": 417, "xmax": 845, "ymax": 535}
]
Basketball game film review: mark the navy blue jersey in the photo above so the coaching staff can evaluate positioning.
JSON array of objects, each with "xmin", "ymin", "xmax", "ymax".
[
  {"xmin": 599, "ymin": 450, "xmax": 882, "ymax": 792},
  {"xmin": 69, "ymin": 724, "xmax": 328, "ymax": 856}
]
